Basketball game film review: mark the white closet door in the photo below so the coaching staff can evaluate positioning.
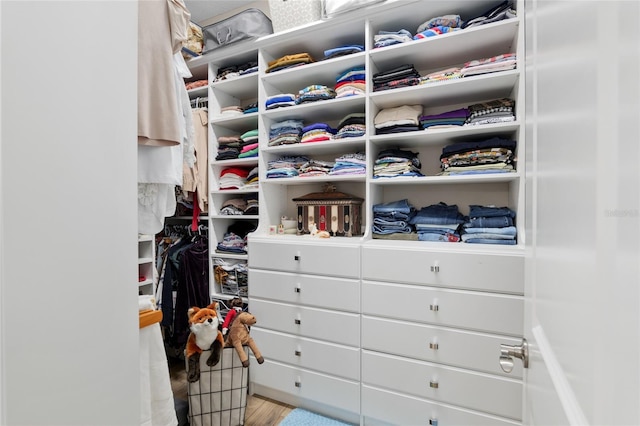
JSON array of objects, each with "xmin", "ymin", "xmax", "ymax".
[{"xmin": 524, "ymin": 1, "xmax": 640, "ymax": 425}]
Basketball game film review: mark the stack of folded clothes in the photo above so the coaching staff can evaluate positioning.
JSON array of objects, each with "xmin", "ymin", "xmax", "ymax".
[
  {"xmin": 214, "ymin": 61, "xmax": 259, "ymax": 82},
  {"xmin": 374, "ymin": 104, "xmax": 423, "ymax": 134},
  {"xmin": 460, "ymin": 53, "xmax": 517, "ymax": 77},
  {"xmin": 265, "ymin": 93, "xmax": 297, "ymax": 109},
  {"xmin": 461, "ymin": 205, "xmax": 517, "ymax": 245},
  {"xmin": 219, "ymin": 167, "xmax": 250, "ymax": 189},
  {"xmin": 219, "ymin": 198, "xmax": 247, "ymax": 215},
  {"xmin": 243, "ymin": 193, "xmax": 259, "ymax": 215},
  {"xmin": 244, "ymin": 166, "xmax": 259, "ymax": 190},
  {"xmin": 212, "ymin": 105, "xmax": 244, "ymax": 120},
  {"xmin": 269, "ymin": 119, "xmax": 304, "ymax": 146},
  {"xmin": 335, "ymin": 66, "xmax": 366, "ymax": 98},
  {"xmin": 373, "ymin": 64, "xmax": 421, "ymax": 92},
  {"xmin": 335, "ymin": 113, "xmax": 366, "ymax": 138},
  {"xmin": 462, "ymin": 0, "xmax": 516, "ymax": 29},
  {"xmin": 215, "ymin": 135, "xmax": 242, "ymax": 160},
  {"xmin": 300, "ymin": 123, "xmax": 336, "ymax": 143},
  {"xmin": 329, "ymin": 152, "xmax": 366, "ymax": 176},
  {"xmin": 243, "ymin": 102, "xmax": 258, "ymax": 114},
  {"xmin": 373, "ymin": 148, "xmax": 423, "ymax": 178},
  {"xmin": 409, "ymin": 202, "xmax": 466, "ymax": 242},
  {"xmin": 465, "ymin": 98, "xmax": 516, "ymax": 126},
  {"xmin": 413, "ymin": 14, "xmax": 463, "ymax": 39},
  {"xmin": 372, "ymin": 199, "xmax": 416, "ymax": 237},
  {"xmin": 419, "ymin": 107, "xmax": 469, "ymax": 130},
  {"xmin": 238, "ymin": 129, "xmax": 259, "ymax": 158},
  {"xmin": 420, "ymin": 66, "xmax": 462, "ymax": 84},
  {"xmin": 266, "ymin": 52, "xmax": 314, "ymax": 73},
  {"xmin": 373, "ymin": 29, "xmax": 413, "ymax": 48},
  {"xmin": 295, "ymin": 84, "xmax": 336, "ymax": 104},
  {"xmin": 322, "ymin": 44, "xmax": 365, "ymax": 60},
  {"xmin": 266, "ymin": 155, "xmax": 309, "ymax": 179},
  {"xmin": 216, "ymin": 232, "xmax": 247, "ymax": 254},
  {"xmin": 298, "ymin": 159, "xmax": 335, "ymax": 177},
  {"xmin": 439, "ymin": 136, "xmax": 516, "ymax": 175}
]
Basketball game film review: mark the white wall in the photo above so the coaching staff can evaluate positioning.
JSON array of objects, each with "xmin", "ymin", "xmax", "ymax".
[{"xmin": 0, "ymin": 1, "xmax": 139, "ymax": 424}]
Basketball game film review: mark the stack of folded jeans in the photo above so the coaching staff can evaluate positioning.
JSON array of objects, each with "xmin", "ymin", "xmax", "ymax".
[
  {"xmin": 373, "ymin": 64, "xmax": 421, "ymax": 92},
  {"xmin": 461, "ymin": 205, "xmax": 517, "ymax": 245},
  {"xmin": 372, "ymin": 199, "xmax": 416, "ymax": 236},
  {"xmin": 409, "ymin": 202, "xmax": 466, "ymax": 242},
  {"xmin": 269, "ymin": 119, "xmax": 304, "ymax": 147}
]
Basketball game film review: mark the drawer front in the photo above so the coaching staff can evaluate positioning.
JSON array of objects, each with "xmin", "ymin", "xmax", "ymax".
[
  {"xmin": 362, "ymin": 246, "xmax": 524, "ymax": 294},
  {"xmin": 362, "ymin": 281, "xmax": 523, "ymax": 336},
  {"xmin": 249, "ymin": 239, "xmax": 360, "ymax": 278},
  {"xmin": 249, "ymin": 269, "xmax": 359, "ymax": 312},
  {"xmin": 251, "ymin": 328, "xmax": 360, "ymax": 380},
  {"xmin": 362, "ymin": 351, "xmax": 522, "ymax": 420},
  {"xmin": 250, "ymin": 359, "xmax": 360, "ymax": 414},
  {"xmin": 362, "ymin": 316, "xmax": 523, "ymax": 378},
  {"xmin": 249, "ymin": 299, "xmax": 360, "ymax": 346},
  {"xmin": 362, "ymin": 386, "xmax": 520, "ymax": 426}
]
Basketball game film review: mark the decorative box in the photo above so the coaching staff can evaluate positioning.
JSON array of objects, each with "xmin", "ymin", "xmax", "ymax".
[
  {"xmin": 268, "ymin": 0, "xmax": 323, "ymax": 33},
  {"xmin": 292, "ymin": 184, "xmax": 363, "ymax": 237}
]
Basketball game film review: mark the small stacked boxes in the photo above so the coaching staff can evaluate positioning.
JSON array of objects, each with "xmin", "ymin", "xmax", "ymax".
[{"xmin": 292, "ymin": 189, "xmax": 363, "ymax": 237}]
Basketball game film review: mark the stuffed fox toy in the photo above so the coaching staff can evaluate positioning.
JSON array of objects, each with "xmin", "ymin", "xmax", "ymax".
[{"xmin": 185, "ymin": 302, "xmax": 225, "ymax": 382}]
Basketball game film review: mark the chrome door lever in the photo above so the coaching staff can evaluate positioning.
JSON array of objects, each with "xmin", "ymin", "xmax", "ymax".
[{"xmin": 499, "ymin": 338, "xmax": 529, "ymax": 373}]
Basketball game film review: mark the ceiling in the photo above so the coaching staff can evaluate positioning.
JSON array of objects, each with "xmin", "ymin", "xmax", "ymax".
[{"xmin": 184, "ymin": 0, "xmax": 257, "ymax": 25}]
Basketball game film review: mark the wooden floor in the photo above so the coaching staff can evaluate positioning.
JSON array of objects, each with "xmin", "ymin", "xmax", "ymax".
[{"xmin": 168, "ymin": 356, "xmax": 294, "ymax": 426}]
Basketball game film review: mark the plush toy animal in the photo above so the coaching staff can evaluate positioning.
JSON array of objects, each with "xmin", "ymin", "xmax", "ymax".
[
  {"xmin": 225, "ymin": 311, "xmax": 264, "ymax": 368},
  {"xmin": 185, "ymin": 302, "xmax": 225, "ymax": 382}
]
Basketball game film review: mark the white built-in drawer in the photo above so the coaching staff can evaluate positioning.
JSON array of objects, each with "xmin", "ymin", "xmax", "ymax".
[
  {"xmin": 362, "ymin": 351, "xmax": 522, "ymax": 421},
  {"xmin": 249, "ymin": 239, "xmax": 360, "ymax": 278},
  {"xmin": 362, "ymin": 385, "xmax": 520, "ymax": 426},
  {"xmin": 362, "ymin": 281, "xmax": 523, "ymax": 335},
  {"xmin": 251, "ymin": 328, "xmax": 360, "ymax": 380},
  {"xmin": 249, "ymin": 269, "xmax": 359, "ymax": 312},
  {"xmin": 362, "ymin": 316, "xmax": 523, "ymax": 378},
  {"xmin": 362, "ymin": 245, "xmax": 524, "ymax": 294},
  {"xmin": 249, "ymin": 299, "xmax": 359, "ymax": 346},
  {"xmin": 250, "ymin": 358, "xmax": 360, "ymax": 414}
]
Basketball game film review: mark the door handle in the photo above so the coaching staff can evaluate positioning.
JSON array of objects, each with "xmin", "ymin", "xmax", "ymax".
[{"xmin": 499, "ymin": 338, "xmax": 529, "ymax": 373}]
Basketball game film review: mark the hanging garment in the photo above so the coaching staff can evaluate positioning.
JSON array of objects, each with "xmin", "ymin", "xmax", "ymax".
[{"xmin": 138, "ymin": 0, "xmax": 191, "ymax": 146}]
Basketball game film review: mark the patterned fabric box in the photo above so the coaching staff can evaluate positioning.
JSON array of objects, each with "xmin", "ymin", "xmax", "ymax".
[
  {"xmin": 292, "ymin": 186, "xmax": 363, "ymax": 237},
  {"xmin": 268, "ymin": 0, "xmax": 323, "ymax": 33}
]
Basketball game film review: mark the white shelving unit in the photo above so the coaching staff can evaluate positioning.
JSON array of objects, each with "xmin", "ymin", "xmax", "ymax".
[
  {"xmin": 186, "ymin": 0, "xmax": 526, "ymax": 423},
  {"xmin": 137, "ymin": 234, "xmax": 156, "ymax": 296}
]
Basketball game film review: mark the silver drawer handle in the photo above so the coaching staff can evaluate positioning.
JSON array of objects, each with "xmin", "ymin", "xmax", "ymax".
[
  {"xmin": 294, "ymin": 254, "xmax": 300, "ymax": 261},
  {"xmin": 429, "ymin": 418, "xmax": 438, "ymax": 426},
  {"xmin": 294, "ymin": 381, "xmax": 301, "ymax": 388},
  {"xmin": 429, "ymin": 380, "xmax": 439, "ymax": 389},
  {"xmin": 294, "ymin": 287, "xmax": 301, "ymax": 293},
  {"xmin": 430, "ymin": 304, "xmax": 439, "ymax": 311},
  {"xmin": 295, "ymin": 350, "xmax": 301, "ymax": 356},
  {"xmin": 294, "ymin": 319, "xmax": 301, "ymax": 325},
  {"xmin": 429, "ymin": 342, "xmax": 439, "ymax": 350}
]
